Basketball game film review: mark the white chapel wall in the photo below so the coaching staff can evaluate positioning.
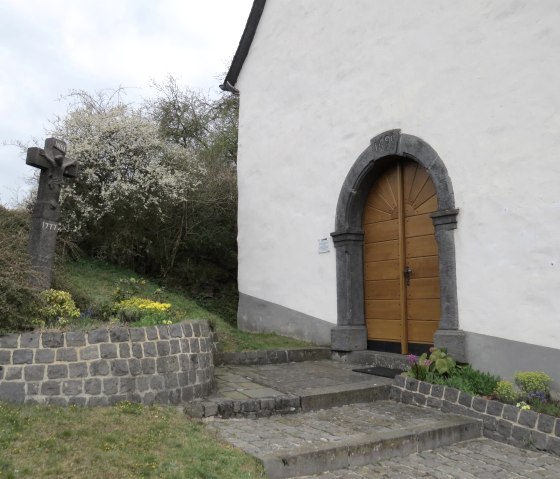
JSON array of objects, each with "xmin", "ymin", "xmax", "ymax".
[{"xmin": 236, "ymin": 0, "xmax": 560, "ymax": 349}]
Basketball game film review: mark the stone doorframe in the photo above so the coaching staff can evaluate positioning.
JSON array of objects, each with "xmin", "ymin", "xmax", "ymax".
[{"xmin": 330, "ymin": 130, "xmax": 466, "ymax": 361}]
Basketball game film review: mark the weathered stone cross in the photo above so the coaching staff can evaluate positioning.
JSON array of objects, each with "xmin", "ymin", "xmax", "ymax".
[{"xmin": 26, "ymin": 138, "xmax": 78, "ymax": 290}]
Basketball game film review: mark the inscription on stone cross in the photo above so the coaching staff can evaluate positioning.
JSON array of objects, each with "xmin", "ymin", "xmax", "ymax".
[{"xmin": 26, "ymin": 138, "xmax": 78, "ymax": 290}]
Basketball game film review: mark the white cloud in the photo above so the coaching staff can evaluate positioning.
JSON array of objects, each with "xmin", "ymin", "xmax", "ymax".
[{"xmin": 0, "ymin": 0, "xmax": 253, "ymax": 206}]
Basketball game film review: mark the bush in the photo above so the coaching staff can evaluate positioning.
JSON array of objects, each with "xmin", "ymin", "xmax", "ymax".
[
  {"xmin": 0, "ymin": 277, "xmax": 41, "ymax": 334},
  {"xmin": 113, "ymin": 277, "xmax": 149, "ymax": 302},
  {"xmin": 0, "ymin": 207, "xmax": 41, "ymax": 333},
  {"xmin": 494, "ymin": 381, "xmax": 518, "ymax": 404},
  {"xmin": 514, "ymin": 372, "xmax": 551, "ymax": 396},
  {"xmin": 529, "ymin": 400, "xmax": 560, "ymax": 417},
  {"xmin": 37, "ymin": 289, "xmax": 80, "ymax": 327},
  {"xmin": 426, "ymin": 365, "xmax": 499, "ymax": 396}
]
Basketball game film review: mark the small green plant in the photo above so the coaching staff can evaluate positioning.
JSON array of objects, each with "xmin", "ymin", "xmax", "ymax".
[
  {"xmin": 117, "ymin": 400, "xmax": 143, "ymax": 415},
  {"xmin": 428, "ymin": 347, "xmax": 456, "ymax": 375},
  {"xmin": 114, "ymin": 297, "xmax": 172, "ymax": 325},
  {"xmin": 514, "ymin": 371, "xmax": 551, "ymax": 397},
  {"xmin": 37, "ymin": 289, "xmax": 80, "ymax": 327},
  {"xmin": 516, "ymin": 401, "xmax": 531, "ymax": 411},
  {"xmin": 112, "ymin": 277, "xmax": 148, "ymax": 302},
  {"xmin": 406, "ymin": 353, "xmax": 431, "ymax": 380},
  {"xmin": 494, "ymin": 380, "xmax": 518, "ymax": 404},
  {"xmin": 406, "ymin": 347, "xmax": 456, "ymax": 380}
]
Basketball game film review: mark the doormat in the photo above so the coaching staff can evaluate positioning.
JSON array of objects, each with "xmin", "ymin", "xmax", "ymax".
[{"xmin": 352, "ymin": 366, "xmax": 405, "ymax": 378}]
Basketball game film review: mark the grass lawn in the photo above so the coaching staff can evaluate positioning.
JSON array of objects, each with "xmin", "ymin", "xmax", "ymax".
[
  {"xmin": 0, "ymin": 401, "xmax": 264, "ymax": 479},
  {"xmin": 54, "ymin": 259, "xmax": 311, "ymax": 352}
]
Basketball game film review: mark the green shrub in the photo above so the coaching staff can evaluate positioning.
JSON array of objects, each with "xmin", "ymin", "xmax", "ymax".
[
  {"xmin": 425, "ymin": 365, "xmax": 499, "ymax": 396},
  {"xmin": 0, "ymin": 277, "xmax": 41, "ymax": 334},
  {"xmin": 112, "ymin": 277, "xmax": 149, "ymax": 302},
  {"xmin": 514, "ymin": 372, "xmax": 551, "ymax": 396},
  {"xmin": 0, "ymin": 207, "xmax": 41, "ymax": 333},
  {"xmin": 529, "ymin": 400, "xmax": 560, "ymax": 417},
  {"xmin": 37, "ymin": 289, "xmax": 80, "ymax": 327},
  {"xmin": 494, "ymin": 381, "xmax": 518, "ymax": 404},
  {"xmin": 457, "ymin": 366, "xmax": 499, "ymax": 396}
]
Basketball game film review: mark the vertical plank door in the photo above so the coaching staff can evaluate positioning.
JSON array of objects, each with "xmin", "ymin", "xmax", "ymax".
[{"xmin": 363, "ymin": 160, "xmax": 440, "ymax": 353}]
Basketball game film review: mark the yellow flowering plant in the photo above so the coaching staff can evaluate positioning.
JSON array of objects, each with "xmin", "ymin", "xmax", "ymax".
[{"xmin": 113, "ymin": 297, "xmax": 173, "ymax": 325}]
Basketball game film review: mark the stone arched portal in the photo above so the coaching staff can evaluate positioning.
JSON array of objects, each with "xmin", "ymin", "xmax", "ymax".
[{"xmin": 330, "ymin": 130, "xmax": 465, "ymax": 361}]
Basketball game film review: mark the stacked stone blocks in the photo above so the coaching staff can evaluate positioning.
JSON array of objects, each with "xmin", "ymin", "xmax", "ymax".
[
  {"xmin": 215, "ymin": 347, "xmax": 330, "ymax": 366},
  {"xmin": 391, "ymin": 375, "xmax": 560, "ymax": 457},
  {"xmin": 0, "ymin": 321, "xmax": 215, "ymax": 406}
]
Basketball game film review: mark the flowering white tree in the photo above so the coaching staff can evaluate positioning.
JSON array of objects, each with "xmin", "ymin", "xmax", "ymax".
[{"xmin": 51, "ymin": 90, "xmax": 205, "ymax": 274}]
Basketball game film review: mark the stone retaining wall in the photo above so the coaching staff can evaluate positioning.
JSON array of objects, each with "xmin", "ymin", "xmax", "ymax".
[
  {"xmin": 391, "ymin": 375, "xmax": 560, "ymax": 456},
  {"xmin": 0, "ymin": 321, "xmax": 215, "ymax": 406}
]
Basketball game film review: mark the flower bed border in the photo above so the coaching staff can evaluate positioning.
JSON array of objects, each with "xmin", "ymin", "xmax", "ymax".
[{"xmin": 391, "ymin": 375, "xmax": 560, "ymax": 456}]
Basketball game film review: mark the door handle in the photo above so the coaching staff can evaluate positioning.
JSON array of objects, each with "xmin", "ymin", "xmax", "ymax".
[{"xmin": 404, "ymin": 265, "xmax": 412, "ymax": 286}]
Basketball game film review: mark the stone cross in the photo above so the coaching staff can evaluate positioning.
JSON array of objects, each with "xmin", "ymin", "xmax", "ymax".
[{"xmin": 26, "ymin": 138, "xmax": 78, "ymax": 290}]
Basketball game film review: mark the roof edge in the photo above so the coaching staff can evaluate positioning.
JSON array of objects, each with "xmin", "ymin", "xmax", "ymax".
[{"xmin": 220, "ymin": 0, "xmax": 267, "ymax": 94}]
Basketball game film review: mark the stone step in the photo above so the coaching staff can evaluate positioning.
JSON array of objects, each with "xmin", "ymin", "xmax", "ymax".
[
  {"xmin": 206, "ymin": 401, "xmax": 482, "ymax": 479},
  {"xmin": 187, "ymin": 381, "xmax": 392, "ymax": 418},
  {"xmin": 286, "ymin": 438, "xmax": 560, "ymax": 479},
  {"xmin": 185, "ymin": 360, "xmax": 393, "ymax": 418},
  {"xmin": 298, "ymin": 381, "xmax": 391, "ymax": 412}
]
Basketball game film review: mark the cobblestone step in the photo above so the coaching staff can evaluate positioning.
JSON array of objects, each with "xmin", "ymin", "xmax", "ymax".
[
  {"xmin": 185, "ymin": 360, "xmax": 392, "ymax": 418},
  {"xmin": 206, "ymin": 401, "xmax": 482, "ymax": 479},
  {"xmin": 288, "ymin": 437, "xmax": 560, "ymax": 479},
  {"xmin": 298, "ymin": 382, "xmax": 391, "ymax": 412}
]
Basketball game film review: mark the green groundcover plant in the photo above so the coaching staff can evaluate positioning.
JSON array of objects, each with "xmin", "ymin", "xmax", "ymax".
[{"xmin": 406, "ymin": 349, "xmax": 560, "ymax": 418}]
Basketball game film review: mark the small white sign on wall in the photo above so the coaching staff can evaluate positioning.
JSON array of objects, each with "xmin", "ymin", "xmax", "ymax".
[{"xmin": 318, "ymin": 237, "xmax": 330, "ymax": 254}]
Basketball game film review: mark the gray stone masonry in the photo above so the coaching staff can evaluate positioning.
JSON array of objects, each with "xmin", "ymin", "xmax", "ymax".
[
  {"xmin": 216, "ymin": 347, "xmax": 330, "ymax": 366},
  {"xmin": 0, "ymin": 320, "xmax": 214, "ymax": 406},
  {"xmin": 391, "ymin": 374, "xmax": 560, "ymax": 457}
]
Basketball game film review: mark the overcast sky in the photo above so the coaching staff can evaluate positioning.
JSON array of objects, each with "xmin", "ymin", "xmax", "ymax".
[{"xmin": 0, "ymin": 0, "xmax": 253, "ymax": 206}]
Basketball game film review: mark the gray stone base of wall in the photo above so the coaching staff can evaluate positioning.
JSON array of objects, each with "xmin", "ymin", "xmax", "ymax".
[
  {"xmin": 434, "ymin": 329, "xmax": 466, "ymax": 363},
  {"xmin": 331, "ymin": 325, "xmax": 367, "ymax": 351},
  {"xmin": 391, "ymin": 375, "xmax": 560, "ymax": 457},
  {"xmin": 237, "ymin": 293, "xmax": 332, "ymax": 346}
]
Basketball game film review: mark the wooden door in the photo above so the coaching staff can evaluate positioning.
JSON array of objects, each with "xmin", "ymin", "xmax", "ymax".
[{"xmin": 363, "ymin": 159, "xmax": 440, "ymax": 354}]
